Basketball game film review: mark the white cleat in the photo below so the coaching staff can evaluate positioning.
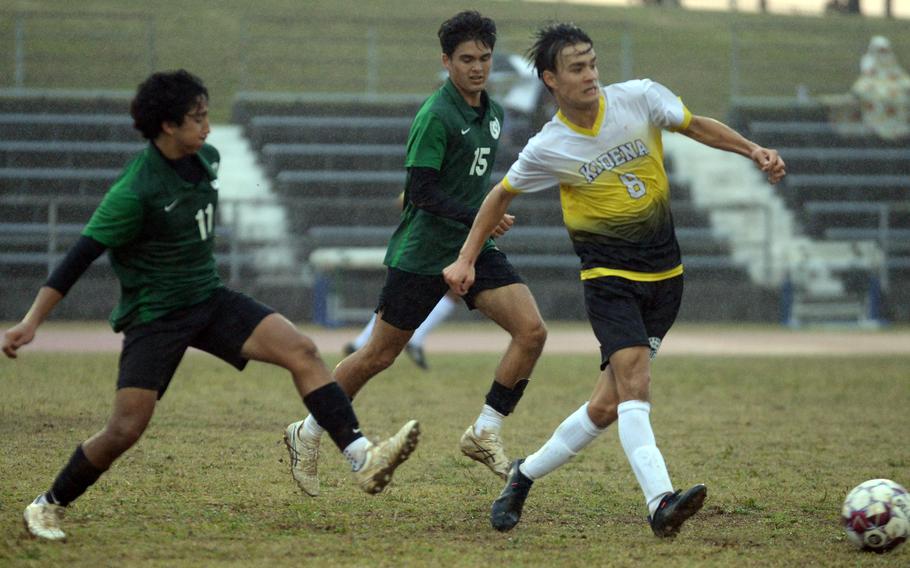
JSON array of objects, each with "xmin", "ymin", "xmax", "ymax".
[
  {"xmin": 23, "ymin": 498, "xmax": 66, "ymax": 541},
  {"xmin": 355, "ymin": 420, "xmax": 420, "ymax": 494},
  {"xmin": 459, "ymin": 426, "xmax": 510, "ymax": 480},
  {"xmin": 284, "ymin": 420, "xmax": 321, "ymax": 497}
]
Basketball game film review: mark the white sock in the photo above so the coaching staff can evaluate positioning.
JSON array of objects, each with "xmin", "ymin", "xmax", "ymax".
[
  {"xmin": 343, "ymin": 437, "xmax": 371, "ymax": 471},
  {"xmin": 352, "ymin": 314, "xmax": 377, "ymax": 350},
  {"xmin": 520, "ymin": 402, "xmax": 606, "ymax": 480},
  {"xmin": 473, "ymin": 404, "xmax": 505, "ymax": 436},
  {"xmin": 303, "ymin": 414, "xmax": 325, "ymax": 440},
  {"xmin": 409, "ymin": 295, "xmax": 456, "ymax": 346},
  {"xmin": 617, "ymin": 400, "xmax": 673, "ymax": 516}
]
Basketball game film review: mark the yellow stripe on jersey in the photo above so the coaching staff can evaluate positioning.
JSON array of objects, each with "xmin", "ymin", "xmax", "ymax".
[
  {"xmin": 580, "ymin": 264, "xmax": 683, "ymax": 281},
  {"xmin": 501, "ymin": 176, "xmax": 521, "ymax": 193},
  {"xmin": 556, "ymin": 95, "xmax": 605, "ymax": 137},
  {"xmin": 669, "ymin": 104, "xmax": 692, "ymax": 133}
]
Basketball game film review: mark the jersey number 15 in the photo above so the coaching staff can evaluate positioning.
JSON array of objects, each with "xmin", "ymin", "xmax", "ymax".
[{"xmin": 469, "ymin": 147, "xmax": 490, "ymax": 176}]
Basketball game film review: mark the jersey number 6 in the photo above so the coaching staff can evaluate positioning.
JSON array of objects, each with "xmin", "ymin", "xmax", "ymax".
[{"xmin": 619, "ymin": 173, "xmax": 646, "ymax": 199}]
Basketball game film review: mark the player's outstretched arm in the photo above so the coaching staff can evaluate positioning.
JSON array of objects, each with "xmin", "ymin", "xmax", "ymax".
[
  {"xmin": 681, "ymin": 115, "xmax": 787, "ymax": 184},
  {"xmin": 3, "ymin": 235, "xmax": 106, "ymax": 359},
  {"xmin": 443, "ymin": 182, "xmax": 516, "ymax": 295},
  {"xmin": 2, "ymin": 287, "xmax": 63, "ymax": 359}
]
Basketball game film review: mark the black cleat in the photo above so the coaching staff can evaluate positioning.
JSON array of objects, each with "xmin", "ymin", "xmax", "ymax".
[
  {"xmin": 491, "ymin": 459, "xmax": 533, "ymax": 532},
  {"xmin": 648, "ymin": 484, "xmax": 707, "ymax": 538},
  {"xmin": 405, "ymin": 343, "xmax": 429, "ymax": 370},
  {"xmin": 342, "ymin": 342, "xmax": 357, "ymax": 356}
]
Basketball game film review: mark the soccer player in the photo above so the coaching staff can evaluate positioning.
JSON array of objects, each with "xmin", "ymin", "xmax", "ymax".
[
  {"xmin": 287, "ymin": 11, "xmax": 547, "ymax": 497},
  {"xmin": 343, "ymin": 292, "xmax": 459, "ymax": 371},
  {"xmin": 343, "ymin": 193, "xmax": 460, "ymax": 371},
  {"xmin": 444, "ymin": 23, "xmax": 786, "ymax": 535},
  {"xmin": 3, "ymin": 70, "xmax": 419, "ymax": 542}
]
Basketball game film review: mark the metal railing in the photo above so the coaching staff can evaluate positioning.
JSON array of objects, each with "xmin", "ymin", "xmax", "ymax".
[{"xmin": 9, "ymin": 11, "xmax": 156, "ymax": 90}]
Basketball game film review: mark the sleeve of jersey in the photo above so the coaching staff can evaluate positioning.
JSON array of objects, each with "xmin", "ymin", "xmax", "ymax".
[
  {"xmin": 81, "ymin": 181, "xmax": 144, "ymax": 248},
  {"xmin": 404, "ymin": 111, "xmax": 447, "ymax": 170},
  {"xmin": 643, "ymin": 79, "xmax": 692, "ymax": 132},
  {"xmin": 502, "ymin": 144, "xmax": 557, "ymax": 194}
]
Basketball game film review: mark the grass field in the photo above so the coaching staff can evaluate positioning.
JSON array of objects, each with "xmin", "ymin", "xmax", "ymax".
[
  {"xmin": 1, "ymin": 1, "xmax": 909, "ymax": 121},
  {"xmin": 2, "ymin": 351, "xmax": 909, "ymax": 566}
]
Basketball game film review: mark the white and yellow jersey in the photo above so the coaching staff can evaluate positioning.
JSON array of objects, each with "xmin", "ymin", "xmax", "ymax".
[{"xmin": 502, "ymin": 79, "xmax": 691, "ymax": 281}]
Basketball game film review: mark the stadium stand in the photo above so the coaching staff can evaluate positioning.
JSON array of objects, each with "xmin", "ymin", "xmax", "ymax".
[
  {"xmin": 728, "ymin": 98, "xmax": 910, "ymax": 322},
  {"xmin": 235, "ymin": 92, "xmax": 772, "ymax": 323},
  {"xmin": 0, "ymin": 90, "xmax": 249, "ymax": 320}
]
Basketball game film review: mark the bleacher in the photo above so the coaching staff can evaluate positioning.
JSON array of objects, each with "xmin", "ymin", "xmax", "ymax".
[
  {"xmin": 0, "ymin": 91, "xmax": 248, "ymax": 320},
  {"xmin": 730, "ymin": 98, "xmax": 910, "ymax": 321},
  {"xmin": 235, "ymin": 92, "xmax": 769, "ymax": 322}
]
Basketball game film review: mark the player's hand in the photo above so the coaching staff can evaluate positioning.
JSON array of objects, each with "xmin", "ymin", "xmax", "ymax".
[
  {"xmin": 2, "ymin": 321, "xmax": 36, "ymax": 359},
  {"xmin": 751, "ymin": 147, "xmax": 787, "ymax": 184},
  {"xmin": 443, "ymin": 258, "xmax": 476, "ymax": 296},
  {"xmin": 490, "ymin": 214, "xmax": 515, "ymax": 238}
]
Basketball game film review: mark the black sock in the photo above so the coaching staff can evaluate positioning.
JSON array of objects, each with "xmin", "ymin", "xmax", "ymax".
[
  {"xmin": 303, "ymin": 383, "xmax": 363, "ymax": 451},
  {"xmin": 47, "ymin": 445, "xmax": 105, "ymax": 506},
  {"xmin": 485, "ymin": 379, "xmax": 529, "ymax": 416}
]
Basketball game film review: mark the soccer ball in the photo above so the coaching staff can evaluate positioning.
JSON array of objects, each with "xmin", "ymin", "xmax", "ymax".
[{"xmin": 841, "ymin": 478, "xmax": 910, "ymax": 553}]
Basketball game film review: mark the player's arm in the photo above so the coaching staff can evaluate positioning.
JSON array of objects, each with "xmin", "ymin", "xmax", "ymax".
[
  {"xmin": 2, "ymin": 235, "xmax": 107, "ymax": 358},
  {"xmin": 443, "ymin": 182, "xmax": 516, "ymax": 295},
  {"xmin": 681, "ymin": 115, "xmax": 787, "ymax": 184}
]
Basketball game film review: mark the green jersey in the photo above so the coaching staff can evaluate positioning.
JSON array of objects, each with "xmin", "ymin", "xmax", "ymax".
[
  {"xmin": 82, "ymin": 143, "xmax": 222, "ymax": 332},
  {"xmin": 384, "ymin": 78, "xmax": 503, "ymax": 274}
]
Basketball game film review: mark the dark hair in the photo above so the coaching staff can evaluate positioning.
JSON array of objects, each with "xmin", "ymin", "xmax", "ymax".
[
  {"xmin": 527, "ymin": 22, "xmax": 593, "ymax": 79},
  {"xmin": 438, "ymin": 10, "xmax": 496, "ymax": 57},
  {"xmin": 130, "ymin": 69, "xmax": 208, "ymax": 140}
]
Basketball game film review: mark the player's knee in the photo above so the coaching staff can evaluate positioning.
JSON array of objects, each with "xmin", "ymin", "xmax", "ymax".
[
  {"xmin": 352, "ymin": 336, "xmax": 402, "ymax": 371},
  {"xmin": 616, "ymin": 371, "xmax": 651, "ymax": 400},
  {"xmin": 104, "ymin": 419, "xmax": 146, "ymax": 452},
  {"xmin": 516, "ymin": 318, "xmax": 547, "ymax": 352},
  {"xmin": 587, "ymin": 399, "xmax": 617, "ymax": 428},
  {"xmin": 286, "ymin": 335, "xmax": 325, "ymax": 375},
  {"xmin": 364, "ymin": 346, "xmax": 398, "ymax": 374}
]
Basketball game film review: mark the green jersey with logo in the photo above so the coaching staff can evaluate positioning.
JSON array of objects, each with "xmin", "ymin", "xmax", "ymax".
[
  {"xmin": 82, "ymin": 143, "xmax": 222, "ymax": 331},
  {"xmin": 384, "ymin": 78, "xmax": 503, "ymax": 274}
]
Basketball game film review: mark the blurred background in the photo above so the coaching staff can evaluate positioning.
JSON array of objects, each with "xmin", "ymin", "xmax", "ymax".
[{"xmin": 1, "ymin": 0, "xmax": 908, "ymax": 328}]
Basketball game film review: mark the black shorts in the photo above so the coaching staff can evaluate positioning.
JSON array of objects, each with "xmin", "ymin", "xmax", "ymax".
[
  {"xmin": 117, "ymin": 287, "xmax": 275, "ymax": 398},
  {"xmin": 583, "ymin": 274, "xmax": 683, "ymax": 370},
  {"xmin": 377, "ymin": 248, "xmax": 524, "ymax": 331}
]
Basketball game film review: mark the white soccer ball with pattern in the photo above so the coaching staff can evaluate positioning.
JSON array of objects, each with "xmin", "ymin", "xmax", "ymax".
[{"xmin": 841, "ymin": 478, "xmax": 910, "ymax": 553}]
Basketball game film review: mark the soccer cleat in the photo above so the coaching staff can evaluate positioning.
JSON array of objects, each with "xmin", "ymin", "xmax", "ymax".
[
  {"xmin": 491, "ymin": 459, "xmax": 533, "ymax": 532},
  {"xmin": 648, "ymin": 484, "xmax": 707, "ymax": 537},
  {"xmin": 23, "ymin": 497, "xmax": 66, "ymax": 541},
  {"xmin": 404, "ymin": 343, "xmax": 429, "ymax": 370},
  {"xmin": 355, "ymin": 420, "xmax": 420, "ymax": 494},
  {"xmin": 459, "ymin": 426, "xmax": 509, "ymax": 479},
  {"xmin": 284, "ymin": 420, "xmax": 321, "ymax": 497}
]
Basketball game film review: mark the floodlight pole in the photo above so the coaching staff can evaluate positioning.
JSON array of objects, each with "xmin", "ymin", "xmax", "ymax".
[{"xmin": 14, "ymin": 15, "xmax": 25, "ymax": 88}]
